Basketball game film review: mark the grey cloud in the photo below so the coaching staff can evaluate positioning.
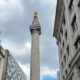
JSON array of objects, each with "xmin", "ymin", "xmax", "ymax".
[{"xmin": 0, "ymin": 0, "xmax": 58, "ymax": 76}]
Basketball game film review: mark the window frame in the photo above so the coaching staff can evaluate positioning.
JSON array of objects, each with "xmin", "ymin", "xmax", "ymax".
[
  {"xmin": 67, "ymin": 45, "xmax": 69, "ymax": 55},
  {"xmin": 62, "ymin": 41, "xmax": 64, "ymax": 48},
  {"xmin": 78, "ymin": 0, "xmax": 80, "ymax": 7},
  {"xmin": 64, "ymin": 55, "xmax": 66, "ymax": 63},
  {"xmin": 0, "ymin": 57, "xmax": 1, "ymax": 66},
  {"xmin": 69, "ymin": 0, "xmax": 74, "ymax": 13},
  {"xmin": 74, "ymin": 36, "xmax": 80, "ymax": 50},
  {"xmin": 71, "ymin": 15, "xmax": 78, "ymax": 32},
  {"xmin": 65, "ymin": 30, "xmax": 67, "ymax": 39}
]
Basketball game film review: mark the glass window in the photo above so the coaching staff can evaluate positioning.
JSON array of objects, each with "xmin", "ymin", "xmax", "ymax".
[
  {"xmin": 67, "ymin": 45, "xmax": 69, "ymax": 55},
  {"xmin": 62, "ymin": 13, "xmax": 66, "ymax": 25},
  {"xmin": 62, "ymin": 41, "xmax": 64, "ymax": 48},
  {"xmin": 60, "ymin": 50, "xmax": 62, "ymax": 58},
  {"xmin": 0, "ymin": 57, "xmax": 1, "ymax": 66},
  {"xmin": 69, "ymin": 0, "xmax": 74, "ymax": 13},
  {"xmin": 78, "ymin": 0, "xmax": 80, "ymax": 7},
  {"xmin": 74, "ymin": 36, "xmax": 80, "ymax": 50},
  {"xmin": 69, "ymin": 64, "xmax": 71, "ymax": 69},
  {"xmin": 60, "ymin": 27, "xmax": 63, "ymax": 35},
  {"xmin": 65, "ymin": 30, "xmax": 67, "ymax": 39},
  {"xmin": 65, "ymin": 70, "xmax": 68, "ymax": 75},
  {"xmin": 62, "ymin": 62, "xmax": 63, "ymax": 68},
  {"xmin": 64, "ymin": 55, "xmax": 66, "ymax": 62},
  {"xmin": 71, "ymin": 15, "xmax": 77, "ymax": 32}
]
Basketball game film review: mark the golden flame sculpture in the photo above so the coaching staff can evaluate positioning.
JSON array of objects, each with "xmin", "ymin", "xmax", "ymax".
[{"xmin": 34, "ymin": 11, "xmax": 38, "ymax": 19}]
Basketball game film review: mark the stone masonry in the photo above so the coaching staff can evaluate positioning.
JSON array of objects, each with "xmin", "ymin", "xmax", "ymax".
[
  {"xmin": 53, "ymin": 0, "xmax": 80, "ymax": 80},
  {"xmin": 30, "ymin": 12, "xmax": 41, "ymax": 80}
]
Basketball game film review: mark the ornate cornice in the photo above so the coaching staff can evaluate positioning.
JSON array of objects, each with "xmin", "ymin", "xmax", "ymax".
[
  {"xmin": 30, "ymin": 12, "xmax": 41, "ymax": 35},
  {"xmin": 53, "ymin": 0, "xmax": 64, "ymax": 40}
]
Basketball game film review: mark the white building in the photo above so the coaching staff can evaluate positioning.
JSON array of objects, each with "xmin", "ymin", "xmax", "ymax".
[{"xmin": 53, "ymin": 0, "xmax": 80, "ymax": 80}]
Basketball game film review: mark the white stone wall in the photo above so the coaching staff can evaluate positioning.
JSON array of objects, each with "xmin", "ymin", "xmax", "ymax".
[{"xmin": 57, "ymin": 0, "xmax": 80, "ymax": 80}]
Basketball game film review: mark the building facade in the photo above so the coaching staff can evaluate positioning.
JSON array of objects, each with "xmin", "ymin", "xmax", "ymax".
[
  {"xmin": 53, "ymin": 0, "xmax": 80, "ymax": 80},
  {"xmin": 0, "ymin": 46, "xmax": 26, "ymax": 80}
]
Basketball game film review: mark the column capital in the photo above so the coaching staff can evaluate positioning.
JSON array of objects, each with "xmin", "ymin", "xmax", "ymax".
[{"xmin": 30, "ymin": 12, "xmax": 41, "ymax": 35}]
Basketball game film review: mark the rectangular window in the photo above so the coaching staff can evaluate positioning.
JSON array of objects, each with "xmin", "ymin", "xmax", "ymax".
[
  {"xmin": 74, "ymin": 36, "xmax": 80, "ymax": 50},
  {"xmin": 69, "ymin": 64, "xmax": 71, "ymax": 69},
  {"xmin": 71, "ymin": 15, "xmax": 77, "ymax": 32},
  {"xmin": 0, "ymin": 57, "xmax": 1, "ymax": 66},
  {"xmin": 64, "ymin": 55, "xmax": 66, "ymax": 63},
  {"xmin": 60, "ymin": 27, "xmax": 63, "ymax": 35},
  {"xmin": 78, "ymin": 0, "xmax": 80, "ymax": 7},
  {"xmin": 65, "ymin": 30, "xmax": 67, "ymax": 39},
  {"xmin": 65, "ymin": 70, "xmax": 68, "ymax": 75},
  {"xmin": 62, "ymin": 62, "xmax": 63, "ymax": 68},
  {"xmin": 69, "ymin": 0, "xmax": 74, "ymax": 13},
  {"xmin": 62, "ymin": 41, "xmax": 64, "ymax": 48},
  {"xmin": 60, "ymin": 50, "xmax": 62, "ymax": 58},
  {"xmin": 62, "ymin": 13, "xmax": 66, "ymax": 25},
  {"xmin": 67, "ymin": 46, "xmax": 69, "ymax": 55}
]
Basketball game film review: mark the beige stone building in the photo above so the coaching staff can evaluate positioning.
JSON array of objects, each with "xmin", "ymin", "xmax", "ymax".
[{"xmin": 53, "ymin": 0, "xmax": 80, "ymax": 80}]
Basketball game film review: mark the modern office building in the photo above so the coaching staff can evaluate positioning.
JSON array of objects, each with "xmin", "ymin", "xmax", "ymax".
[
  {"xmin": 0, "ymin": 45, "xmax": 26, "ymax": 80},
  {"xmin": 53, "ymin": 0, "xmax": 80, "ymax": 80}
]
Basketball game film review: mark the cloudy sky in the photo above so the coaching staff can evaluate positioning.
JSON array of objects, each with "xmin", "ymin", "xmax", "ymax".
[{"xmin": 0, "ymin": 0, "xmax": 59, "ymax": 80}]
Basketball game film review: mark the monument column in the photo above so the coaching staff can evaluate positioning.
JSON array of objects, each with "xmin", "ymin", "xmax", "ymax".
[{"xmin": 30, "ymin": 12, "xmax": 41, "ymax": 80}]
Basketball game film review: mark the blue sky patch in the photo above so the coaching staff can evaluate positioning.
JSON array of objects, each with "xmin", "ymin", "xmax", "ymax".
[{"xmin": 43, "ymin": 75, "xmax": 56, "ymax": 80}]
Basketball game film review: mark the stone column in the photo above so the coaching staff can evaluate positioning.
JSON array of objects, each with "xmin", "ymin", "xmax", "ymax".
[
  {"xmin": 30, "ymin": 30, "xmax": 40, "ymax": 80},
  {"xmin": 30, "ymin": 12, "xmax": 41, "ymax": 80}
]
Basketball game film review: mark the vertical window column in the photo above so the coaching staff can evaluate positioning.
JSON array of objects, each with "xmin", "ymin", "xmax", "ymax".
[
  {"xmin": 65, "ymin": 30, "xmax": 67, "ymax": 40},
  {"xmin": 0, "ymin": 57, "xmax": 1, "ymax": 67},
  {"xmin": 71, "ymin": 15, "xmax": 78, "ymax": 32},
  {"xmin": 69, "ymin": 0, "xmax": 74, "ymax": 13},
  {"xmin": 64, "ymin": 55, "xmax": 66, "ymax": 63},
  {"xmin": 74, "ymin": 36, "xmax": 80, "ymax": 50},
  {"xmin": 62, "ymin": 41, "xmax": 64, "ymax": 48},
  {"xmin": 66, "ymin": 45, "xmax": 69, "ymax": 61},
  {"xmin": 78, "ymin": 0, "xmax": 80, "ymax": 7},
  {"xmin": 62, "ymin": 62, "xmax": 63, "ymax": 69}
]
